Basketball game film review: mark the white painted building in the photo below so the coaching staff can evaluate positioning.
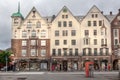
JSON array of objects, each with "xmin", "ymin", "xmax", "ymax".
[
  {"xmin": 11, "ymin": 4, "xmax": 115, "ymax": 71},
  {"xmin": 80, "ymin": 5, "xmax": 112, "ymax": 70}
]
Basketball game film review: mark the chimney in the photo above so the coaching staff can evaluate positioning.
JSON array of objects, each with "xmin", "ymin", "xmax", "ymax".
[
  {"xmin": 110, "ymin": 11, "xmax": 112, "ymax": 15},
  {"xmin": 119, "ymin": 9, "xmax": 120, "ymax": 13},
  {"xmin": 101, "ymin": 11, "xmax": 103, "ymax": 14}
]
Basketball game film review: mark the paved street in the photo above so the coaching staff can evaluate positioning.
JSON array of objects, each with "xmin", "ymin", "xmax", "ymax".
[{"xmin": 0, "ymin": 71, "xmax": 119, "ymax": 80}]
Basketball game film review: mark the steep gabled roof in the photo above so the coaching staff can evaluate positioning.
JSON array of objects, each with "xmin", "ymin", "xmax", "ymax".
[
  {"xmin": 81, "ymin": 5, "xmax": 109, "ymax": 22},
  {"xmin": 24, "ymin": 7, "xmax": 42, "ymax": 20},
  {"xmin": 51, "ymin": 6, "xmax": 79, "ymax": 23}
]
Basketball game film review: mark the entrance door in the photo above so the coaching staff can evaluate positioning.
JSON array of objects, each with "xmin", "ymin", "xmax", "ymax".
[
  {"xmin": 40, "ymin": 63, "xmax": 47, "ymax": 70},
  {"xmin": 63, "ymin": 60, "xmax": 67, "ymax": 71}
]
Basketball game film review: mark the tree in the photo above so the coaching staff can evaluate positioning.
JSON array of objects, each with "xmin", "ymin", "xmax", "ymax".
[{"xmin": 0, "ymin": 51, "xmax": 12, "ymax": 66}]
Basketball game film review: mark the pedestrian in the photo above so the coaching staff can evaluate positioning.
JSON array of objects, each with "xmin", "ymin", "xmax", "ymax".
[{"xmin": 108, "ymin": 64, "xmax": 111, "ymax": 71}]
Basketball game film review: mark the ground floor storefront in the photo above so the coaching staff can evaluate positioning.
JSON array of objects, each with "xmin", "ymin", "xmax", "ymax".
[
  {"xmin": 14, "ymin": 56, "xmax": 112, "ymax": 71},
  {"xmin": 15, "ymin": 58, "xmax": 50, "ymax": 71}
]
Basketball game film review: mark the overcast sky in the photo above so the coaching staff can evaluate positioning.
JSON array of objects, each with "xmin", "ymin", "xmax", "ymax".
[{"xmin": 0, "ymin": 0, "xmax": 120, "ymax": 50}]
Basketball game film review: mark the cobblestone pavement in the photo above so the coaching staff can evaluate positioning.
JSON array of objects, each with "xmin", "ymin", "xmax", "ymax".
[{"xmin": 0, "ymin": 71, "xmax": 119, "ymax": 80}]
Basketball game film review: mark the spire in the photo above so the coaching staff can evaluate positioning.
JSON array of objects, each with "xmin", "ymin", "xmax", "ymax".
[{"xmin": 18, "ymin": 2, "xmax": 20, "ymax": 13}]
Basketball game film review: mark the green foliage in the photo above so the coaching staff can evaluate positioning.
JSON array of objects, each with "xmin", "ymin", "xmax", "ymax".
[{"xmin": 0, "ymin": 51, "xmax": 12, "ymax": 65}]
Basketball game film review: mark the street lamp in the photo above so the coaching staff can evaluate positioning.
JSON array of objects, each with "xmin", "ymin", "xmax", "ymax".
[{"xmin": 5, "ymin": 56, "xmax": 8, "ymax": 72}]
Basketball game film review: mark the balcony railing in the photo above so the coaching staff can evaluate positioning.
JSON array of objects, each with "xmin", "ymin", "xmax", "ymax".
[
  {"xmin": 29, "ymin": 36, "xmax": 38, "ymax": 39},
  {"xmin": 101, "ymin": 44, "xmax": 107, "ymax": 47}
]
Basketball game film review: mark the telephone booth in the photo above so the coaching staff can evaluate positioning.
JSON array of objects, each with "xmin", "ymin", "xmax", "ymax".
[{"xmin": 85, "ymin": 61, "xmax": 94, "ymax": 77}]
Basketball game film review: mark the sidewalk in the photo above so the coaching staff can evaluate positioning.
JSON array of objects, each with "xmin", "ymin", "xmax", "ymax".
[{"xmin": 0, "ymin": 71, "xmax": 119, "ymax": 75}]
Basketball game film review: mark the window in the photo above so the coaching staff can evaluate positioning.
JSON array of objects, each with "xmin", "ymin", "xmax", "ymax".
[
  {"xmin": 113, "ymin": 29, "xmax": 118, "ymax": 37},
  {"xmin": 58, "ymin": 21, "xmax": 61, "ymax": 27},
  {"xmin": 62, "ymin": 30, "xmax": 68, "ymax": 36},
  {"xmin": 36, "ymin": 21, "xmax": 41, "ymax": 28},
  {"xmin": 27, "ymin": 22, "xmax": 32, "ymax": 28},
  {"xmin": 94, "ymin": 30, "xmax": 97, "ymax": 36},
  {"xmin": 75, "ymin": 48, "xmax": 78, "ymax": 56},
  {"xmin": 84, "ymin": 38, "xmax": 90, "ymax": 45},
  {"xmin": 31, "ymin": 30, "xmax": 36, "ymax": 37},
  {"xmin": 99, "ymin": 20, "xmax": 102, "ymax": 26},
  {"xmin": 69, "ymin": 49, "xmax": 73, "ymax": 56},
  {"xmin": 92, "ymin": 14, "xmax": 94, "ymax": 18},
  {"xmin": 88, "ymin": 48, "xmax": 92, "ymax": 56},
  {"xmin": 52, "ymin": 49, "xmax": 56, "ymax": 56},
  {"xmin": 63, "ymin": 21, "xmax": 67, "ymax": 27},
  {"xmin": 58, "ymin": 49, "xmax": 61, "ymax": 56},
  {"xmin": 101, "ymin": 39, "xmax": 104, "ymax": 45},
  {"xmin": 66, "ymin": 15, "xmax": 68, "ymax": 18},
  {"xmin": 55, "ymin": 30, "xmax": 59, "ymax": 36},
  {"xmin": 31, "ymin": 49, "xmax": 36, "ymax": 56},
  {"xmin": 100, "ymin": 48, "xmax": 103, "ymax": 55},
  {"xmin": 14, "ymin": 18, "xmax": 18, "ymax": 24},
  {"xmin": 41, "ymin": 40, "xmax": 46, "ymax": 46},
  {"xmin": 94, "ymin": 48, "xmax": 97, "ymax": 56},
  {"xmin": 94, "ymin": 39, "xmax": 97, "ymax": 45},
  {"xmin": 41, "ymin": 49, "xmax": 46, "ymax": 56},
  {"xmin": 22, "ymin": 40, "xmax": 27, "ymax": 46},
  {"xmin": 105, "ymin": 39, "xmax": 107, "ymax": 44},
  {"xmin": 63, "ymin": 49, "xmax": 67, "ymax": 56},
  {"xmin": 86, "ymin": 39, "xmax": 89, "ymax": 45},
  {"xmin": 41, "ymin": 30, "xmax": 46, "ymax": 37},
  {"xmin": 115, "ymin": 39, "xmax": 118, "ymax": 45},
  {"xmin": 83, "ymin": 48, "xmax": 86, "ymax": 56},
  {"xmin": 62, "ymin": 15, "xmax": 64, "ymax": 18},
  {"xmin": 69, "ymin": 21, "xmax": 72, "ymax": 27},
  {"xmin": 22, "ymin": 49, "xmax": 27, "ymax": 56},
  {"xmin": 88, "ymin": 21, "xmax": 91, "ymax": 26},
  {"xmin": 106, "ymin": 48, "xmax": 109, "ymax": 55},
  {"xmin": 63, "ymin": 40, "xmax": 67, "ymax": 45},
  {"xmin": 93, "ymin": 21, "xmax": 97, "ymax": 26},
  {"xmin": 22, "ymin": 31, "xmax": 27, "ymax": 38},
  {"xmin": 71, "ymin": 40, "xmax": 76, "ymax": 45},
  {"xmin": 55, "ymin": 40, "xmax": 59, "ymax": 45},
  {"xmin": 84, "ymin": 30, "xmax": 89, "ymax": 36},
  {"xmin": 31, "ymin": 40, "xmax": 36, "ymax": 46},
  {"xmin": 71, "ymin": 30, "xmax": 76, "ymax": 36},
  {"xmin": 95, "ymin": 14, "xmax": 98, "ymax": 18}
]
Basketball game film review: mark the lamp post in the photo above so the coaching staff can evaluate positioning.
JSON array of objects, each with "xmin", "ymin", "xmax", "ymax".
[{"xmin": 5, "ymin": 56, "xmax": 8, "ymax": 72}]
